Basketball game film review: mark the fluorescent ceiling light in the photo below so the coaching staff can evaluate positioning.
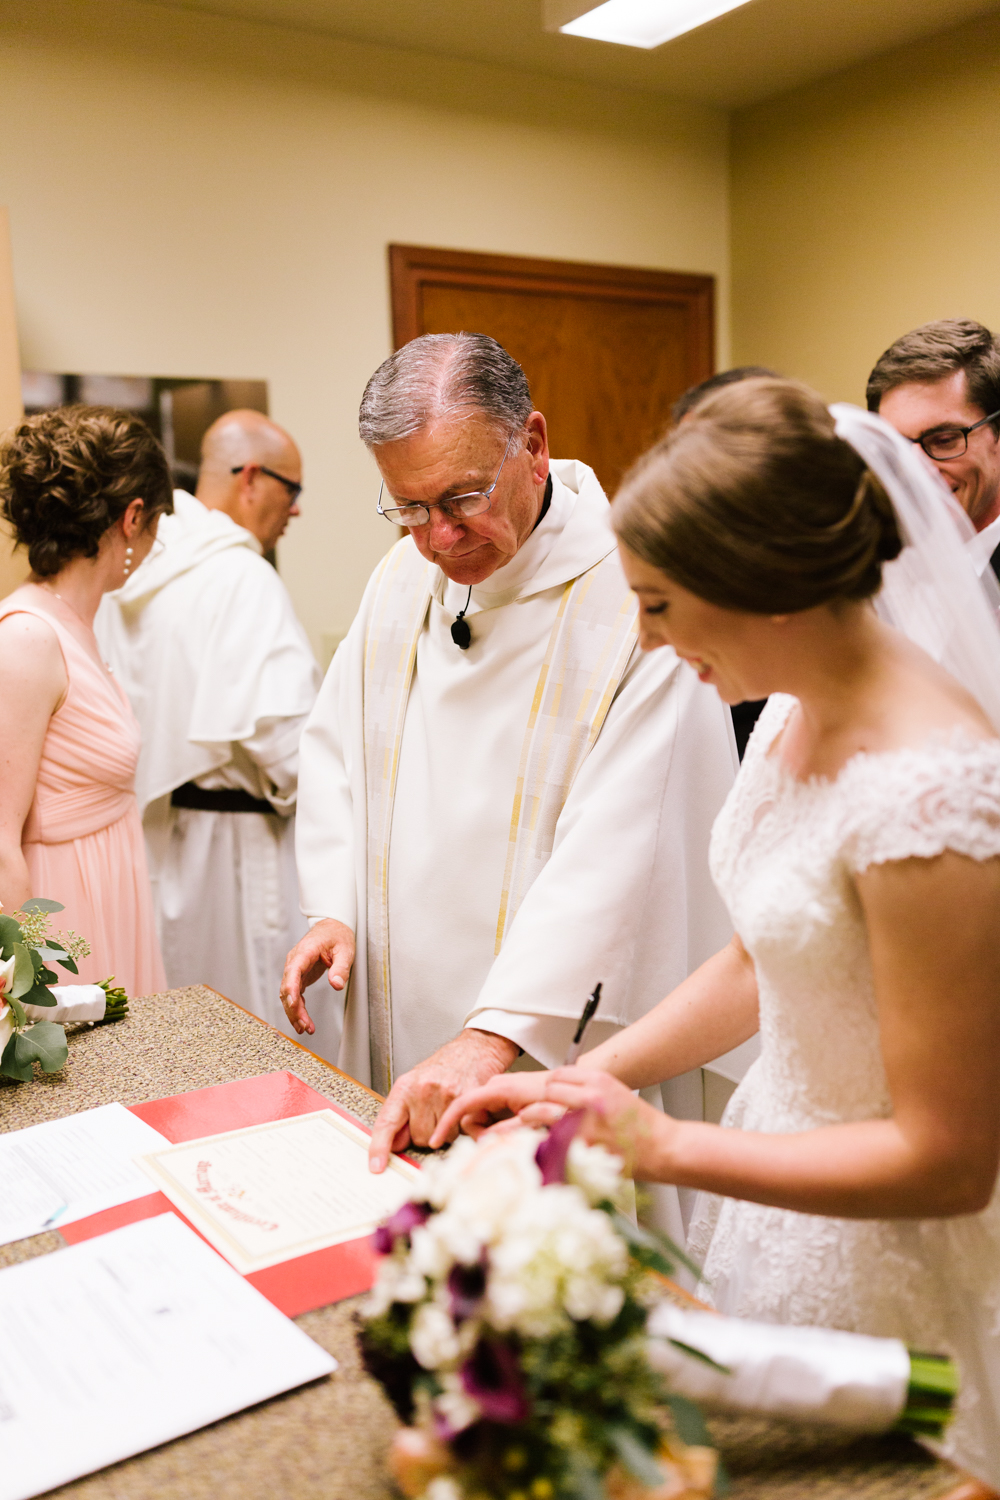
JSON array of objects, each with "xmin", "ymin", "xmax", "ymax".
[{"xmin": 558, "ymin": 0, "xmax": 756, "ymax": 49}]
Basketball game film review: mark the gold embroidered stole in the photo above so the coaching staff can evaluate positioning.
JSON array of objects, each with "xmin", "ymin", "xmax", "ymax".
[
  {"xmin": 362, "ymin": 541, "xmax": 637, "ymax": 1094},
  {"xmin": 494, "ymin": 554, "xmax": 638, "ymax": 951}
]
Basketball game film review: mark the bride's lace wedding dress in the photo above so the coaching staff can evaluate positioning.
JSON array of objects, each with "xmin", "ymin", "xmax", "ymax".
[{"xmin": 688, "ymin": 693, "xmax": 1000, "ymax": 1483}]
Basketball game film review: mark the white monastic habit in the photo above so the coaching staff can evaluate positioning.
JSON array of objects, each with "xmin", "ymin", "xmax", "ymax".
[
  {"xmin": 96, "ymin": 492, "xmax": 327, "ymax": 1050},
  {"xmin": 298, "ymin": 461, "xmax": 757, "ymax": 1119}
]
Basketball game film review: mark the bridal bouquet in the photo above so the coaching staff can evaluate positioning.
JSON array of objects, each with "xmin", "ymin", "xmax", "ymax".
[
  {"xmin": 0, "ymin": 899, "xmax": 128, "ymax": 1083},
  {"xmin": 359, "ymin": 1112, "xmax": 720, "ymax": 1500}
]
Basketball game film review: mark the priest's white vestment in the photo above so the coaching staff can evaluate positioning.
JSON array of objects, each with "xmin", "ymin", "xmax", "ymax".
[
  {"xmin": 297, "ymin": 461, "xmax": 754, "ymax": 1102},
  {"xmin": 96, "ymin": 492, "xmax": 326, "ymax": 1048}
]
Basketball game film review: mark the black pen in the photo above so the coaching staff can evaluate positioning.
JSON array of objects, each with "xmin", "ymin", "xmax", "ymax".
[{"xmin": 564, "ymin": 982, "xmax": 602, "ymax": 1065}]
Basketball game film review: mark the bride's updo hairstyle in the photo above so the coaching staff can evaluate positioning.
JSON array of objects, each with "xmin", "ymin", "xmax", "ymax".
[
  {"xmin": 612, "ymin": 377, "xmax": 903, "ymax": 612},
  {"xmin": 1, "ymin": 405, "xmax": 172, "ymax": 578}
]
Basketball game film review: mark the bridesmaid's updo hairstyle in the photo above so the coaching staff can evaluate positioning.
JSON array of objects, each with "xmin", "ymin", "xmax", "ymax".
[
  {"xmin": 0, "ymin": 405, "xmax": 173, "ymax": 578},
  {"xmin": 612, "ymin": 378, "xmax": 903, "ymax": 613}
]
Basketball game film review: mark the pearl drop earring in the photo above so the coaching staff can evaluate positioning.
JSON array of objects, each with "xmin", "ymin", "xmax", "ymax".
[{"xmin": 123, "ymin": 544, "xmax": 134, "ymax": 580}]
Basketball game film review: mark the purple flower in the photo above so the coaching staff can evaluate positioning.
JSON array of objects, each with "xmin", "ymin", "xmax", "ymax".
[
  {"xmin": 447, "ymin": 1256, "xmax": 488, "ymax": 1322},
  {"xmin": 372, "ymin": 1199, "xmax": 432, "ymax": 1255},
  {"xmin": 534, "ymin": 1109, "xmax": 586, "ymax": 1185},
  {"xmin": 460, "ymin": 1339, "xmax": 530, "ymax": 1424}
]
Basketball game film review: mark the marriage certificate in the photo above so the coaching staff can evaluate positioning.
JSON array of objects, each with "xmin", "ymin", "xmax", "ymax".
[{"xmin": 137, "ymin": 1110, "xmax": 421, "ymax": 1273}]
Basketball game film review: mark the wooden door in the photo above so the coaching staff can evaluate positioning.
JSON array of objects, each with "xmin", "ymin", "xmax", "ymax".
[{"xmin": 390, "ymin": 244, "xmax": 714, "ymax": 496}]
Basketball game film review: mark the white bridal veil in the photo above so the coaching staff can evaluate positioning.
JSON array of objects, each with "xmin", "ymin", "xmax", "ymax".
[{"xmin": 832, "ymin": 403, "xmax": 1000, "ymax": 734}]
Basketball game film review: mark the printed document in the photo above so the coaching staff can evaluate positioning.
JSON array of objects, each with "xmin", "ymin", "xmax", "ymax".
[
  {"xmin": 0, "ymin": 1103, "xmax": 168, "ymax": 1247},
  {"xmin": 0, "ymin": 1213, "xmax": 336, "ymax": 1500},
  {"xmin": 138, "ymin": 1110, "xmax": 420, "ymax": 1272}
]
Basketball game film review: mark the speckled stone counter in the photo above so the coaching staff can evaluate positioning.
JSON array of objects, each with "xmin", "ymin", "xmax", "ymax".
[{"xmin": 0, "ymin": 987, "xmax": 965, "ymax": 1499}]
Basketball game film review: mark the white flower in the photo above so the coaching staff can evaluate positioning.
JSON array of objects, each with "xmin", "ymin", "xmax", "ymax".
[
  {"xmin": 424, "ymin": 1478, "xmax": 463, "ymax": 1500},
  {"xmin": 433, "ymin": 1372, "xmax": 482, "ymax": 1434},
  {"xmin": 417, "ymin": 1130, "xmax": 546, "ymax": 1270},
  {"xmin": 485, "ymin": 1182, "xmax": 629, "ymax": 1338},
  {"xmin": 364, "ymin": 1251, "xmax": 427, "ymax": 1318},
  {"xmin": 0, "ymin": 953, "xmax": 16, "ymax": 997},
  {"xmin": 566, "ymin": 1138, "xmax": 627, "ymax": 1207},
  {"xmin": 410, "ymin": 1301, "xmax": 465, "ymax": 1371}
]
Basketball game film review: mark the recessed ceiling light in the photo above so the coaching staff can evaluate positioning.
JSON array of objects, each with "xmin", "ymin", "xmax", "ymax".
[{"xmin": 557, "ymin": 0, "xmax": 756, "ymax": 50}]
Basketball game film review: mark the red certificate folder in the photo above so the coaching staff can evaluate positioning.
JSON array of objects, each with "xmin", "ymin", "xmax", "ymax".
[{"xmin": 59, "ymin": 1071, "xmax": 406, "ymax": 1318}]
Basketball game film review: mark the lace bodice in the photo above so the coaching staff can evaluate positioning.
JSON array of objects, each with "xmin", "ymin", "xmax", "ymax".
[
  {"xmin": 706, "ymin": 693, "xmax": 1000, "ymax": 1132},
  {"xmin": 689, "ymin": 694, "xmax": 1000, "ymax": 1480}
]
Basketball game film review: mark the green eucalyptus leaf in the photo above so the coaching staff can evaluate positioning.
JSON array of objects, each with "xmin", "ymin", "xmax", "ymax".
[
  {"xmin": 1, "ymin": 1029, "xmax": 33, "ymax": 1082},
  {"xmin": 10, "ymin": 944, "xmax": 37, "ymax": 999},
  {"xmin": 36, "ymin": 944, "xmax": 69, "ymax": 962},
  {"xmin": 607, "ymin": 1426, "xmax": 665, "ymax": 1488},
  {"xmin": 666, "ymin": 1337, "xmax": 731, "ymax": 1375},
  {"xmin": 15, "ymin": 1021, "xmax": 67, "ymax": 1074},
  {"xmin": 56, "ymin": 955, "xmax": 79, "ymax": 975},
  {"xmin": 4, "ymin": 993, "xmax": 27, "ymax": 1029},
  {"xmin": 0, "ymin": 914, "xmax": 22, "ymax": 955},
  {"xmin": 29, "ymin": 948, "xmax": 44, "ymax": 974},
  {"xmin": 666, "ymin": 1393, "xmax": 712, "ymax": 1448},
  {"xmin": 23, "ymin": 981, "xmax": 57, "ymax": 1007},
  {"xmin": 20, "ymin": 898, "xmax": 64, "ymax": 913},
  {"xmin": 36, "ymin": 965, "xmax": 58, "ymax": 987}
]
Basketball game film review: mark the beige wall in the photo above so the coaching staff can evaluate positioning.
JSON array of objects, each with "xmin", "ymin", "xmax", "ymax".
[
  {"xmin": 0, "ymin": 206, "xmax": 26, "ymax": 598},
  {"xmin": 730, "ymin": 10, "xmax": 1000, "ymax": 407},
  {"xmin": 0, "ymin": 0, "xmax": 730, "ymax": 652}
]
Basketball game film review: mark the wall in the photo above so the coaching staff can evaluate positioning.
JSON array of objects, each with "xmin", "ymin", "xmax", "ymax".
[
  {"xmin": 730, "ymin": 10, "xmax": 1000, "ymax": 406},
  {"xmin": 0, "ymin": 0, "xmax": 730, "ymax": 653}
]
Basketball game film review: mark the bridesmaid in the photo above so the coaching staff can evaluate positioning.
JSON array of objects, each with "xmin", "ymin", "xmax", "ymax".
[{"xmin": 0, "ymin": 405, "xmax": 173, "ymax": 996}]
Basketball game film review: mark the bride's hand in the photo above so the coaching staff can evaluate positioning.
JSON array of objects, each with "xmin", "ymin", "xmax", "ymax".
[
  {"xmin": 429, "ymin": 1070, "xmax": 553, "ymax": 1146},
  {"xmin": 528, "ymin": 1069, "xmax": 670, "ymax": 1179}
]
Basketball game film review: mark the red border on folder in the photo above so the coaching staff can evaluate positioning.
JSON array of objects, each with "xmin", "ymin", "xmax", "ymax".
[{"xmin": 59, "ymin": 1071, "xmax": 404, "ymax": 1317}]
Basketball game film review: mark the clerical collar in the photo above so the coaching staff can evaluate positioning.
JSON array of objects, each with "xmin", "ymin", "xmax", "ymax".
[{"xmin": 532, "ymin": 474, "xmax": 553, "ymax": 533}]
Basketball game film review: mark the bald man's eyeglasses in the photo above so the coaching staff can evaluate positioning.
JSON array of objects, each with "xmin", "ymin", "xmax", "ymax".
[{"xmin": 231, "ymin": 464, "xmax": 303, "ymax": 502}]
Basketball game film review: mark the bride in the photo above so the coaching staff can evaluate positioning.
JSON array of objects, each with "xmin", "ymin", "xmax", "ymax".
[{"xmin": 429, "ymin": 377, "xmax": 1000, "ymax": 1488}]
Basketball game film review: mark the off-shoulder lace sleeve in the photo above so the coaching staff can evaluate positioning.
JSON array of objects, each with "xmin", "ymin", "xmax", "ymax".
[{"xmin": 837, "ymin": 736, "xmax": 1000, "ymax": 873}]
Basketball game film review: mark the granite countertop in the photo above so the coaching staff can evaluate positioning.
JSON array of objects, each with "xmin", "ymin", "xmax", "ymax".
[{"xmin": 0, "ymin": 987, "xmax": 964, "ymax": 1500}]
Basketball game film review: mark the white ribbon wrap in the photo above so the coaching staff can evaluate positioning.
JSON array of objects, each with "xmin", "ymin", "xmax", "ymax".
[
  {"xmin": 647, "ymin": 1303, "xmax": 911, "ymax": 1432},
  {"xmin": 21, "ymin": 985, "xmax": 107, "ymax": 1025}
]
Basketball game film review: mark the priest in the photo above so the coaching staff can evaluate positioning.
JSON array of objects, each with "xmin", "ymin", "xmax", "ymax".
[
  {"xmin": 97, "ymin": 410, "xmax": 324, "ymax": 1046},
  {"xmin": 282, "ymin": 335, "xmax": 747, "ymax": 1183}
]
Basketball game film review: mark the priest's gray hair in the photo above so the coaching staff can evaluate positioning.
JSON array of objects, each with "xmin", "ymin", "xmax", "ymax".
[{"xmin": 359, "ymin": 333, "xmax": 533, "ymax": 447}]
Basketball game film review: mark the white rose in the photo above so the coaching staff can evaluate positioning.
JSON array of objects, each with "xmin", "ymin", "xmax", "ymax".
[
  {"xmin": 364, "ymin": 1251, "xmax": 427, "ymax": 1318},
  {"xmin": 410, "ymin": 1301, "xmax": 463, "ymax": 1371},
  {"xmin": 566, "ymin": 1138, "xmax": 627, "ymax": 1207},
  {"xmin": 433, "ymin": 1372, "xmax": 482, "ymax": 1434}
]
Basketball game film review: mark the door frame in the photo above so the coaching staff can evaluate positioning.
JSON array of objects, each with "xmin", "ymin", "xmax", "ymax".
[{"xmin": 388, "ymin": 243, "xmax": 715, "ymax": 381}]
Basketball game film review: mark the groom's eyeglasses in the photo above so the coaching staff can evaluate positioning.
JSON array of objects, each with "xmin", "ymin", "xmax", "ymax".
[
  {"xmin": 912, "ymin": 409, "xmax": 1000, "ymax": 461},
  {"xmin": 377, "ymin": 433, "xmax": 516, "ymax": 527}
]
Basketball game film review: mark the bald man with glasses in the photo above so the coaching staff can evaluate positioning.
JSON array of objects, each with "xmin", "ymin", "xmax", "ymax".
[
  {"xmin": 97, "ymin": 409, "xmax": 324, "ymax": 1045},
  {"xmin": 868, "ymin": 319, "xmax": 1000, "ymax": 578}
]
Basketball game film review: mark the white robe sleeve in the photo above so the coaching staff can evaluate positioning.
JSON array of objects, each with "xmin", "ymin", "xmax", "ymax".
[
  {"xmin": 464, "ymin": 646, "xmax": 737, "ymax": 1038},
  {"xmin": 295, "ymin": 617, "xmax": 366, "ymax": 933}
]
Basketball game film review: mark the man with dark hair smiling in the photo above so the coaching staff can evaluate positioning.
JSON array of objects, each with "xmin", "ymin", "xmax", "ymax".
[{"xmin": 868, "ymin": 319, "xmax": 1000, "ymax": 577}]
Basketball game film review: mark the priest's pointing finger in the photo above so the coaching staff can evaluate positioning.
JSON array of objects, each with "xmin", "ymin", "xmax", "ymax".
[
  {"xmin": 368, "ymin": 1094, "xmax": 413, "ymax": 1174},
  {"xmin": 279, "ymin": 918, "xmax": 356, "ymax": 1036}
]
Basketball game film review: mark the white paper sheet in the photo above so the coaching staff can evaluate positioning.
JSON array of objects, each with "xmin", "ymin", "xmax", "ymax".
[
  {"xmin": 138, "ymin": 1110, "xmax": 421, "ymax": 1273},
  {"xmin": 0, "ymin": 1103, "xmax": 169, "ymax": 1247},
  {"xmin": 0, "ymin": 1213, "xmax": 337, "ymax": 1500}
]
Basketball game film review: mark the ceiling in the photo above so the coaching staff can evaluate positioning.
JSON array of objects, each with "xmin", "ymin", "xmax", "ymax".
[{"xmin": 145, "ymin": 0, "xmax": 1000, "ymax": 108}]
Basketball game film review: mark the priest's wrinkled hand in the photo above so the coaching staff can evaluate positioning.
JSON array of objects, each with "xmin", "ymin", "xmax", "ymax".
[
  {"xmin": 279, "ymin": 918, "xmax": 356, "ymax": 1036},
  {"xmin": 368, "ymin": 1029, "xmax": 520, "ymax": 1173}
]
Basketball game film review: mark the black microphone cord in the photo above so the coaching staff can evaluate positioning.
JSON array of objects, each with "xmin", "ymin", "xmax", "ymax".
[{"xmin": 451, "ymin": 585, "xmax": 473, "ymax": 650}]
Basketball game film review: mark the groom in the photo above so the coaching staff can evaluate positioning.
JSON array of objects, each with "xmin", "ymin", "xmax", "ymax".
[{"xmin": 867, "ymin": 319, "xmax": 1000, "ymax": 579}]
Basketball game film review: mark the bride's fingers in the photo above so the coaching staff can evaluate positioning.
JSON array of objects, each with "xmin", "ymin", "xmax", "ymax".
[
  {"xmin": 518, "ymin": 1102, "xmax": 567, "ymax": 1126},
  {"xmin": 431, "ymin": 1073, "xmax": 550, "ymax": 1147}
]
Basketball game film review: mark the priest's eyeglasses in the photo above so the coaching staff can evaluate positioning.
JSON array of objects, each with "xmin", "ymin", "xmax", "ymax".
[
  {"xmin": 231, "ymin": 464, "xmax": 303, "ymax": 502},
  {"xmin": 377, "ymin": 433, "xmax": 516, "ymax": 527},
  {"xmin": 912, "ymin": 409, "xmax": 1000, "ymax": 461}
]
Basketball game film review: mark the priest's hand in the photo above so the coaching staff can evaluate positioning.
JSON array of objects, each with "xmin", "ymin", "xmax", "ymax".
[
  {"xmin": 279, "ymin": 918, "xmax": 356, "ymax": 1036},
  {"xmin": 368, "ymin": 1029, "xmax": 520, "ymax": 1173}
]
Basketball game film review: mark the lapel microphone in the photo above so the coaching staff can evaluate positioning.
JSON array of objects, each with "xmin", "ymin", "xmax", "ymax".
[{"xmin": 451, "ymin": 585, "xmax": 473, "ymax": 650}]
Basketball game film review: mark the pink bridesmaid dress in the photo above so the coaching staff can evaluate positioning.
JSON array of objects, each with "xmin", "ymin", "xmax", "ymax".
[{"xmin": 2, "ymin": 585, "xmax": 166, "ymax": 997}]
